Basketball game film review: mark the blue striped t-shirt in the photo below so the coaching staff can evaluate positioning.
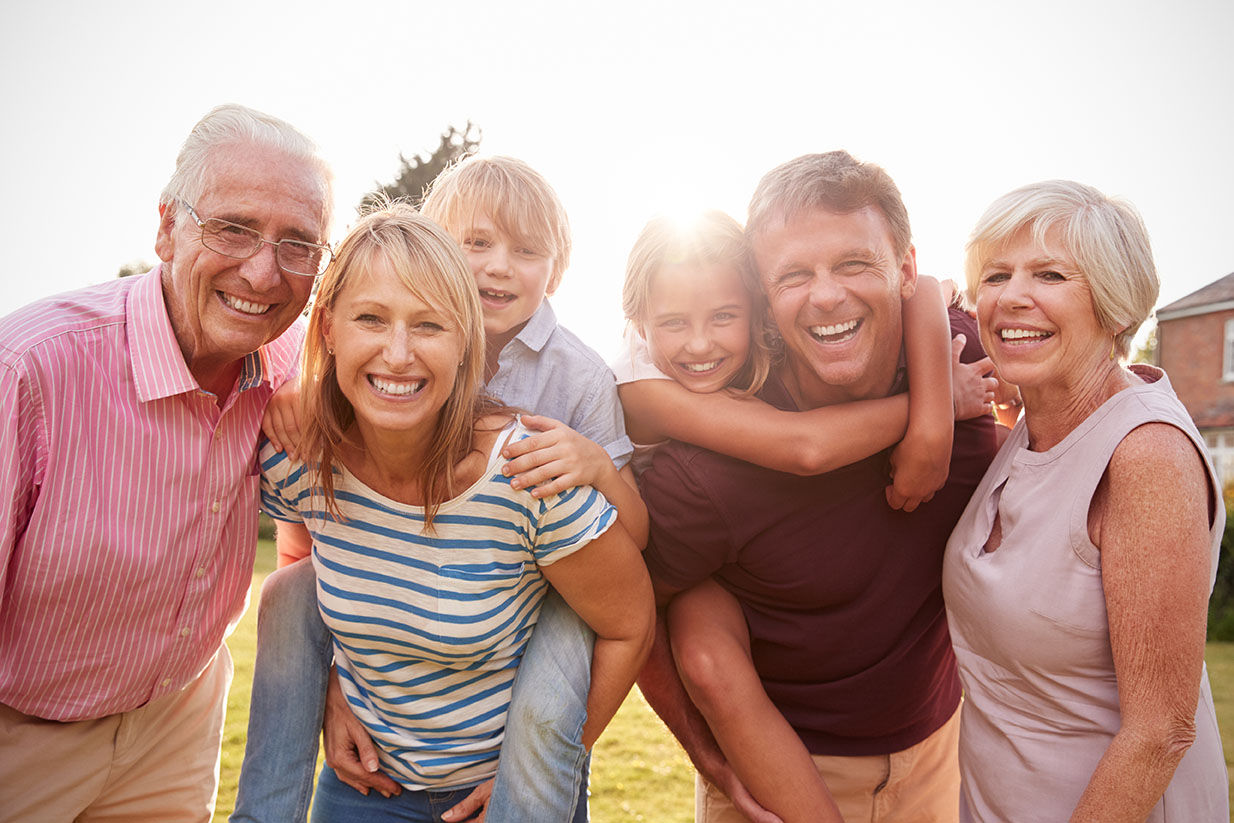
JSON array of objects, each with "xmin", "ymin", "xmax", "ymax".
[{"xmin": 259, "ymin": 420, "xmax": 616, "ymax": 790}]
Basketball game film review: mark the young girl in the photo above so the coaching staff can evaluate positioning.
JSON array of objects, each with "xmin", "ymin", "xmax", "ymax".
[{"xmin": 616, "ymin": 211, "xmax": 993, "ymax": 823}]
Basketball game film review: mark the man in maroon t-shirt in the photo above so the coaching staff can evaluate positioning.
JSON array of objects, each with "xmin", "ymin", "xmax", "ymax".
[{"xmin": 638, "ymin": 152, "xmax": 999, "ymax": 822}]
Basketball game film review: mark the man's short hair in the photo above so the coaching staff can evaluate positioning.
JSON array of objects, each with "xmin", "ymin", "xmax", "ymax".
[
  {"xmin": 963, "ymin": 180, "xmax": 1159, "ymax": 359},
  {"xmin": 420, "ymin": 155, "xmax": 572, "ymax": 293},
  {"xmin": 160, "ymin": 103, "xmax": 334, "ymax": 234},
  {"xmin": 746, "ymin": 151, "xmax": 912, "ymax": 259}
]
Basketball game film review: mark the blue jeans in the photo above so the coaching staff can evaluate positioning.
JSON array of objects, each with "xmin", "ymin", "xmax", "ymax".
[
  {"xmin": 231, "ymin": 561, "xmax": 594, "ymax": 823},
  {"xmin": 231, "ymin": 558, "xmax": 332, "ymax": 823},
  {"xmin": 489, "ymin": 589, "xmax": 594, "ymax": 823},
  {"xmin": 311, "ymin": 766, "xmax": 481, "ymax": 823}
]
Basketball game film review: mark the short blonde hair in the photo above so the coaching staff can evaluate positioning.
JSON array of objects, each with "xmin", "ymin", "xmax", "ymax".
[
  {"xmin": 300, "ymin": 203, "xmax": 495, "ymax": 527},
  {"xmin": 964, "ymin": 180, "xmax": 1159, "ymax": 358},
  {"xmin": 420, "ymin": 155, "xmax": 571, "ymax": 293},
  {"xmin": 622, "ymin": 211, "xmax": 774, "ymax": 395},
  {"xmin": 746, "ymin": 151, "xmax": 912, "ymax": 260}
]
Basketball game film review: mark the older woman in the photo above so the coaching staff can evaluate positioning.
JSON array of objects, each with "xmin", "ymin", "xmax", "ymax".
[
  {"xmin": 258, "ymin": 205, "xmax": 654, "ymax": 822},
  {"xmin": 942, "ymin": 181, "xmax": 1227, "ymax": 822}
]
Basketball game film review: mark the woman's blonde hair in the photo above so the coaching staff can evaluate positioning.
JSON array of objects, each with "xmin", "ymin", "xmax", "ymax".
[
  {"xmin": 964, "ymin": 180, "xmax": 1159, "ymax": 359},
  {"xmin": 300, "ymin": 203, "xmax": 496, "ymax": 527},
  {"xmin": 622, "ymin": 211, "xmax": 774, "ymax": 395},
  {"xmin": 420, "ymin": 155, "xmax": 571, "ymax": 293}
]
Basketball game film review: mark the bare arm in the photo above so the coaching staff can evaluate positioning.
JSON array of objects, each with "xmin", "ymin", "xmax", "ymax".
[
  {"xmin": 619, "ymin": 380, "xmax": 910, "ymax": 477},
  {"xmin": 274, "ymin": 519, "xmax": 313, "ymax": 569},
  {"xmin": 539, "ymin": 520, "xmax": 655, "ymax": 749},
  {"xmin": 502, "ymin": 415, "xmax": 649, "ymax": 549},
  {"xmin": 885, "ymin": 275, "xmax": 954, "ymax": 511},
  {"xmin": 1069, "ymin": 423, "xmax": 1213, "ymax": 821}
]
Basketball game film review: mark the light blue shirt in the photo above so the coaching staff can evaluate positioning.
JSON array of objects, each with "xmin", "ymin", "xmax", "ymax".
[{"xmin": 485, "ymin": 300, "xmax": 633, "ymax": 469}]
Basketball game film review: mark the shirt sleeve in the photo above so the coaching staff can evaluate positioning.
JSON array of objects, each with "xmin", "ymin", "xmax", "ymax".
[
  {"xmin": 569, "ymin": 368, "xmax": 636, "ymax": 471},
  {"xmin": 640, "ymin": 447, "xmax": 735, "ymax": 592},
  {"xmin": 258, "ymin": 440, "xmax": 307, "ymax": 524},
  {"xmin": 0, "ymin": 360, "xmax": 42, "ymax": 601},
  {"xmin": 530, "ymin": 482, "xmax": 617, "ymax": 567}
]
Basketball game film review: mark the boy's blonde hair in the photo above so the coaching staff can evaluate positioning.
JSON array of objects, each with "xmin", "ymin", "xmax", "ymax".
[
  {"xmin": 300, "ymin": 203, "xmax": 498, "ymax": 528},
  {"xmin": 622, "ymin": 211, "xmax": 774, "ymax": 395},
  {"xmin": 420, "ymin": 155, "xmax": 572, "ymax": 293}
]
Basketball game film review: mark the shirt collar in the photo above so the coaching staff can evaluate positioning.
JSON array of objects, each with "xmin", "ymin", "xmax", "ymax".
[
  {"xmin": 126, "ymin": 265, "xmax": 298, "ymax": 402},
  {"xmin": 511, "ymin": 300, "xmax": 557, "ymax": 353}
]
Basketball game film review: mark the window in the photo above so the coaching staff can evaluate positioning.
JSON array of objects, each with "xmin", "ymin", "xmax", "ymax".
[
  {"xmin": 1205, "ymin": 428, "xmax": 1234, "ymax": 490},
  {"xmin": 1225, "ymin": 318, "xmax": 1234, "ymax": 382}
]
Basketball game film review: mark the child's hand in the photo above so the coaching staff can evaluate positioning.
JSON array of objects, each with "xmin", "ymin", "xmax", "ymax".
[
  {"xmin": 502, "ymin": 414, "xmax": 614, "ymax": 498},
  {"xmin": 951, "ymin": 335, "xmax": 998, "ymax": 421},
  {"xmin": 885, "ymin": 430, "xmax": 949, "ymax": 512},
  {"xmin": 262, "ymin": 381, "xmax": 304, "ymax": 460}
]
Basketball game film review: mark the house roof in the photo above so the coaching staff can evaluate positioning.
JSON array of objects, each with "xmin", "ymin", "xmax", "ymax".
[{"xmin": 1158, "ymin": 271, "xmax": 1234, "ymax": 320}]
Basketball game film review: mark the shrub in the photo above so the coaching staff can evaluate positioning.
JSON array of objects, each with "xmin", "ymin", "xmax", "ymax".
[{"xmin": 1208, "ymin": 486, "xmax": 1234, "ymax": 641}]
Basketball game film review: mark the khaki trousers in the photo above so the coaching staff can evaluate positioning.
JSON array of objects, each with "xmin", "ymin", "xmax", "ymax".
[
  {"xmin": 697, "ymin": 705, "xmax": 961, "ymax": 823},
  {"xmin": 0, "ymin": 646, "xmax": 233, "ymax": 823}
]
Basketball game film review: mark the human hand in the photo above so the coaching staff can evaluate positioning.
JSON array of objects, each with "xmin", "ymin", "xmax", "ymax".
[
  {"xmin": 442, "ymin": 778, "xmax": 492, "ymax": 822},
  {"xmin": 695, "ymin": 753, "xmax": 784, "ymax": 823},
  {"xmin": 502, "ymin": 415, "xmax": 614, "ymax": 498},
  {"xmin": 262, "ymin": 380, "xmax": 304, "ymax": 460},
  {"xmin": 885, "ymin": 432, "xmax": 946, "ymax": 512},
  {"xmin": 951, "ymin": 335, "xmax": 997, "ymax": 421},
  {"xmin": 322, "ymin": 667, "xmax": 402, "ymax": 798}
]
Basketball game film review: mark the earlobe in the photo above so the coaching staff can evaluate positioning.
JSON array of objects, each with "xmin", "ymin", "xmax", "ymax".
[{"xmin": 154, "ymin": 202, "xmax": 176, "ymax": 263}]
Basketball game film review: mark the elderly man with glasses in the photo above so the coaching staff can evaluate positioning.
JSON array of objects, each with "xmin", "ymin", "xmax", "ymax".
[{"xmin": 0, "ymin": 104, "xmax": 333, "ymax": 822}]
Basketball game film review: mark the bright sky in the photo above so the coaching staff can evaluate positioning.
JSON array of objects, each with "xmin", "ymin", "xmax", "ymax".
[{"xmin": 2, "ymin": 0, "xmax": 1231, "ymax": 360}]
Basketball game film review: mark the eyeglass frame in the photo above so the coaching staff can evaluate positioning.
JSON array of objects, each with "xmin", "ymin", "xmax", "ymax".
[{"xmin": 178, "ymin": 200, "xmax": 333, "ymax": 277}]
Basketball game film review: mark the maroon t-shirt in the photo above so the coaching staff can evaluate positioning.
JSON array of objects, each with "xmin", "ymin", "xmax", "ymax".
[{"xmin": 642, "ymin": 311, "xmax": 999, "ymax": 756}]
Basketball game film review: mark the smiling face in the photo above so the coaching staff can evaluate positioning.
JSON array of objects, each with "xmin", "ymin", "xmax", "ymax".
[
  {"xmin": 323, "ymin": 253, "xmax": 465, "ymax": 445},
  {"xmin": 975, "ymin": 224, "xmax": 1111, "ymax": 401},
  {"xmin": 459, "ymin": 212, "xmax": 554, "ymax": 352},
  {"xmin": 641, "ymin": 260, "xmax": 753, "ymax": 394},
  {"xmin": 155, "ymin": 142, "xmax": 327, "ymax": 392},
  {"xmin": 752, "ymin": 205, "xmax": 917, "ymax": 406}
]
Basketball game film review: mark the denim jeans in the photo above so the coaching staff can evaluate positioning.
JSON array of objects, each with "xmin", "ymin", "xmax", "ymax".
[
  {"xmin": 311, "ymin": 766, "xmax": 482, "ymax": 823},
  {"xmin": 231, "ymin": 558, "xmax": 332, "ymax": 823},
  {"xmin": 230, "ymin": 561, "xmax": 594, "ymax": 823},
  {"xmin": 488, "ymin": 589, "xmax": 594, "ymax": 823}
]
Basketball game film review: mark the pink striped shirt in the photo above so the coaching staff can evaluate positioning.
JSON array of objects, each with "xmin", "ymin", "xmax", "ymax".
[{"xmin": 0, "ymin": 268, "xmax": 301, "ymax": 721}]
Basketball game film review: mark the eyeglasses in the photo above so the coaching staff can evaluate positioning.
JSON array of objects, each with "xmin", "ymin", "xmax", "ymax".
[{"xmin": 180, "ymin": 201, "xmax": 333, "ymax": 277}]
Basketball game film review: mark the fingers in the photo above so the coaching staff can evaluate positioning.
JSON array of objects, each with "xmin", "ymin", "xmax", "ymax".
[
  {"xmin": 969, "ymin": 355, "xmax": 994, "ymax": 376},
  {"xmin": 514, "ymin": 414, "xmax": 563, "ymax": 434},
  {"xmin": 442, "ymin": 779, "xmax": 493, "ymax": 822},
  {"xmin": 951, "ymin": 334, "xmax": 967, "ymax": 363}
]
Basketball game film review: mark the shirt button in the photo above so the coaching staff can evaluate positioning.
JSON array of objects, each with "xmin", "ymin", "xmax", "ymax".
[
  {"xmin": 195, "ymin": 567, "xmax": 206, "ymax": 578},
  {"xmin": 180, "ymin": 627, "xmax": 191, "ymax": 638},
  {"xmin": 161, "ymin": 678, "xmax": 171, "ymax": 687},
  {"xmin": 211, "ymin": 501, "xmax": 221, "ymax": 514}
]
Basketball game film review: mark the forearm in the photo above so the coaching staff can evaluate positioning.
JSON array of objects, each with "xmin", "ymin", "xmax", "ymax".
[
  {"xmin": 902, "ymin": 275, "xmax": 954, "ymax": 459},
  {"xmin": 1069, "ymin": 722, "xmax": 1195, "ymax": 821},
  {"xmin": 580, "ymin": 626, "xmax": 653, "ymax": 750},
  {"xmin": 594, "ymin": 464, "xmax": 648, "ymax": 549}
]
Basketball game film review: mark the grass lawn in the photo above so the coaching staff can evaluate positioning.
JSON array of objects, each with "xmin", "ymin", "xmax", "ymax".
[{"xmin": 216, "ymin": 539, "xmax": 1234, "ymax": 821}]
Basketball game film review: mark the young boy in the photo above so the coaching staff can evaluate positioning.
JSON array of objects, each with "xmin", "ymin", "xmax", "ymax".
[{"xmin": 233, "ymin": 157, "xmax": 641, "ymax": 823}]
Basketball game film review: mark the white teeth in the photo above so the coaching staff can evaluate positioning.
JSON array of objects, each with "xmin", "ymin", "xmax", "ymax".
[
  {"xmin": 809, "ymin": 319, "xmax": 859, "ymax": 339},
  {"xmin": 221, "ymin": 293, "xmax": 272, "ymax": 315},
  {"xmin": 370, "ymin": 376, "xmax": 425, "ymax": 396},
  {"xmin": 1001, "ymin": 328, "xmax": 1050, "ymax": 341},
  {"xmin": 682, "ymin": 360, "xmax": 721, "ymax": 373}
]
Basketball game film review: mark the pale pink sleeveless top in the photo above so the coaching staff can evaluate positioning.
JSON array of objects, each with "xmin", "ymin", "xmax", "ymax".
[{"xmin": 943, "ymin": 365, "xmax": 1228, "ymax": 822}]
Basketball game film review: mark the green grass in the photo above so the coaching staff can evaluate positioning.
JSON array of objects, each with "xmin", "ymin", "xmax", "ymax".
[{"xmin": 217, "ymin": 540, "xmax": 1233, "ymax": 821}]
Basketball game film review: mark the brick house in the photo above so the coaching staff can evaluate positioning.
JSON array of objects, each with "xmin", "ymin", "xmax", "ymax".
[{"xmin": 1156, "ymin": 271, "xmax": 1234, "ymax": 487}]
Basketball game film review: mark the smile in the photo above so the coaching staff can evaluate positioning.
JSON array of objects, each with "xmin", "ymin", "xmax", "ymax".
[
  {"xmin": 368, "ymin": 376, "xmax": 426, "ymax": 397},
  {"xmin": 809, "ymin": 319, "xmax": 859, "ymax": 343},
  {"xmin": 220, "ymin": 292, "xmax": 273, "ymax": 316},
  {"xmin": 479, "ymin": 289, "xmax": 516, "ymax": 305},
  {"xmin": 680, "ymin": 359, "xmax": 724, "ymax": 374},
  {"xmin": 1000, "ymin": 328, "xmax": 1051, "ymax": 343}
]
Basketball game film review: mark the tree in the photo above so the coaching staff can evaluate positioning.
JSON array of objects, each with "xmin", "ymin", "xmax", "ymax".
[
  {"xmin": 1130, "ymin": 322, "xmax": 1157, "ymax": 365},
  {"xmin": 117, "ymin": 260, "xmax": 153, "ymax": 278},
  {"xmin": 359, "ymin": 122, "xmax": 482, "ymax": 212}
]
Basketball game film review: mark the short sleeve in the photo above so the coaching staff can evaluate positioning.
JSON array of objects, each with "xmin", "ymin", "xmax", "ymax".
[
  {"xmin": 641, "ymin": 446, "xmax": 735, "ymax": 591},
  {"xmin": 610, "ymin": 327, "xmax": 673, "ymax": 386},
  {"xmin": 570, "ymin": 373, "xmax": 635, "ymax": 471},
  {"xmin": 0, "ymin": 360, "xmax": 42, "ymax": 581},
  {"xmin": 258, "ymin": 439, "xmax": 307, "ymax": 524},
  {"xmin": 529, "ymin": 482, "xmax": 617, "ymax": 567}
]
